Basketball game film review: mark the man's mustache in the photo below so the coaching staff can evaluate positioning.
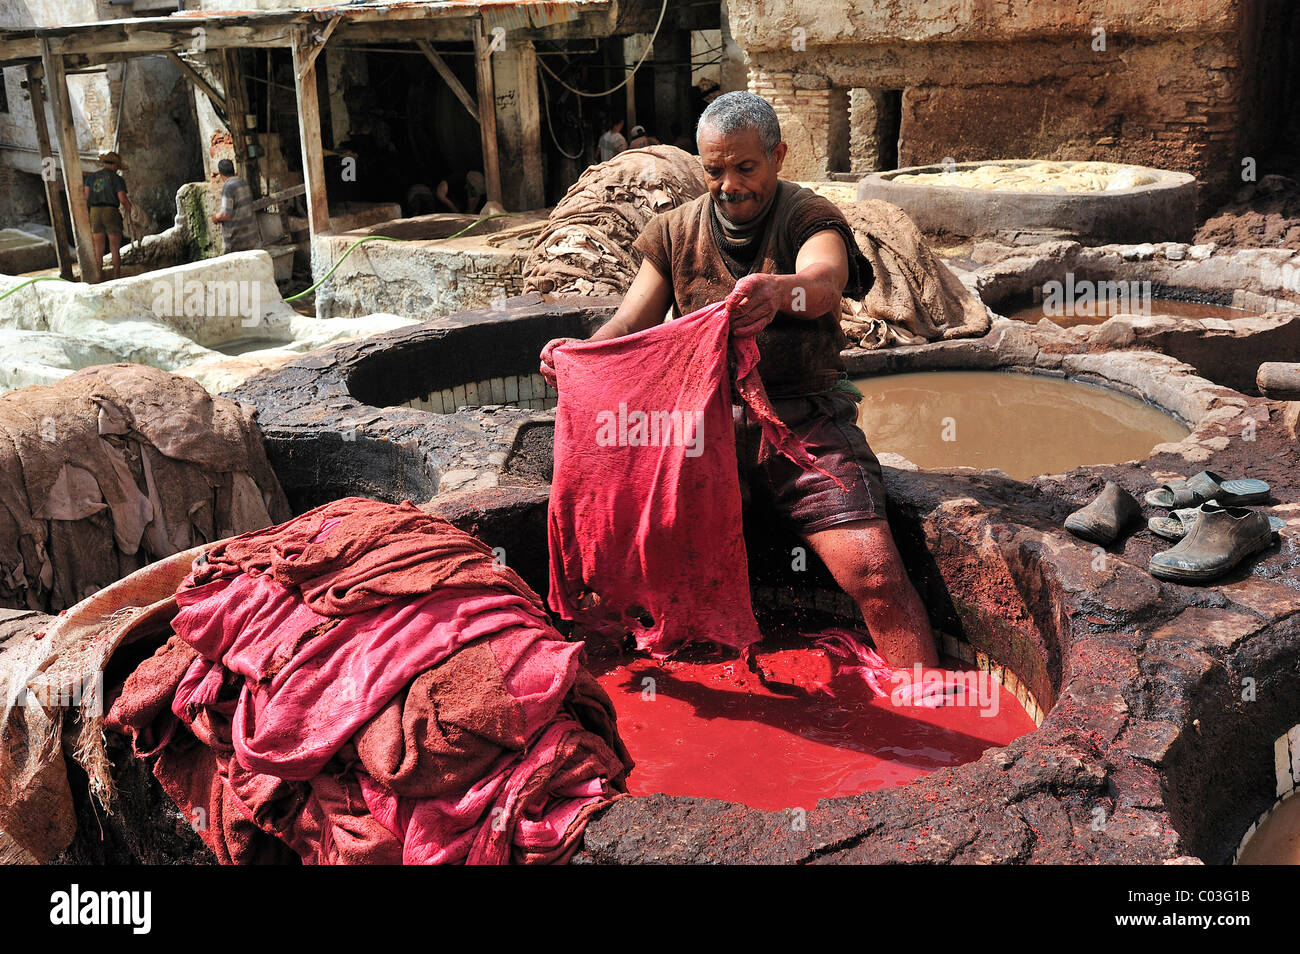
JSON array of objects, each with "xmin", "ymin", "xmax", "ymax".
[{"xmin": 718, "ymin": 191, "xmax": 756, "ymax": 203}]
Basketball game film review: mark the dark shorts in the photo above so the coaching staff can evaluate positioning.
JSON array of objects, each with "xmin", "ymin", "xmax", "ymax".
[
  {"xmin": 734, "ymin": 388, "xmax": 887, "ymax": 535},
  {"xmin": 89, "ymin": 205, "xmax": 122, "ymax": 236}
]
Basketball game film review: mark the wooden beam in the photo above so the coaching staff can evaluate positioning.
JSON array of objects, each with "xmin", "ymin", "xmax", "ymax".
[
  {"xmin": 473, "ymin": 20, "xmax": 503, "ymax": 208},
  {"xmin": 416, "ymin": 40, "xmax": 479, "ymax": 124},
  {"xmin": 24, "ymin": 64, "xmax": 75, "ymax": 280},
  {"xmin": 335, "ymin": 21, "xmax": 472, "ymax": 45},
  {"xmin": 491, "ymin": 41, "xmax": 544, "ymax": 211},
  {"xmin": 45, "ymin": 25, "xmax": 293, "ymax": 59},
  {"xmin": 290, "ymin": 26, "xmax": 329, "ymax": 236},
  {"xmin": 40, "ymin": 40, "xmax": 98, "ymax": 283},
  {"xmin": 249, "ymin": 183, "xmax": 305, "ymax": 213},
  {"xmin": 623, "ymin": 36, "xmax": 636, "ymax": 131},
  {"xmin": 222, "ymin": 48, "xmax": 252, "ymax": 190},
  {"xmin": 166, "ymin": 51, "xmax": 226, "ymax": 115},
  {"xmin": 295, "ymin": 16, "xmax": 340, "ymax": 84}
]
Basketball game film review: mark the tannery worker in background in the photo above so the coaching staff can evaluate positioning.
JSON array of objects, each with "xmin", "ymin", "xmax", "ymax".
[
  {"xmin": 542, "ymin": 91, "xmax": 939, "ymax": 670},
  {"xmin": 212, "ymin": 158, "xmax": 261, "ymax": 253},
  {"xmin": 597, "ymin": 118, "xmax": 628, "ymax": 163},
  {"xmin": 83, "ymin": 151, "xmax": 133, "ymax": 282},
  {"xmin": 628, "ymin": 125, "xmax": 659, "ymax": 149}
]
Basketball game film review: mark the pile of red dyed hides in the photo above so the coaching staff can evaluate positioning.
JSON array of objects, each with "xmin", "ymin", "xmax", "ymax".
[
  {"xmin": 107, "ymin": 497, "xmax": 630, "ymax": 865},
  {"xmin": 547, "ymin": 292, "xmax": 835, "ymax": 656}
]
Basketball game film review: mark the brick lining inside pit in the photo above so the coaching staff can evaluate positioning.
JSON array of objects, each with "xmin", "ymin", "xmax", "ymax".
[
  {"xmin": 41, "ymin": 293, "xmax": 1295, "ymax": 865},
  {"xmin": 1233, "ymin": 723, "xmax": 1300, "ymax": 864}
]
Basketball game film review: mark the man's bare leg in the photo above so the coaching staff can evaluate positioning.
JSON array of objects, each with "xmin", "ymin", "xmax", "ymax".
[
  {"xmin": 108, "ymin": 234, "xmax": 122, "ymax": 280},
  {"xmin": 91, "ymin": 233, "xmax": 107, "ymax": 283},
  {"xmin": 803, "ymin": 519, "xmax": 939, "ymax": 669}
]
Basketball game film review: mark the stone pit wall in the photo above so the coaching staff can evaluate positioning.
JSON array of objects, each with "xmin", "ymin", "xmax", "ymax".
[
  {"xmin": 732, "ymin": 0, "xmax": 1279, "ymax": 209},
  {"xmin": 312, "ymin": 228, "xmax": 539, "ymax": 321}
]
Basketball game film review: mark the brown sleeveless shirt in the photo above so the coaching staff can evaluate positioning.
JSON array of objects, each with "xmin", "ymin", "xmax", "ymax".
[{"xmin": 632, "ymin": 180, "xmax": 872, "ymax": 397}]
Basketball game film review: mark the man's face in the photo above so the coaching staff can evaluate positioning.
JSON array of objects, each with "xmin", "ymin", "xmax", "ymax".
[{"xmin": 698, "ymin": 124, "xmax": 786, "ymax": 224}]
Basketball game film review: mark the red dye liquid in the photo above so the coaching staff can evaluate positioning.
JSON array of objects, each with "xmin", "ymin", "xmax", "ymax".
[{"xmin": 588, "ymin": 637, "xmax": 1038, "ymax": 811}]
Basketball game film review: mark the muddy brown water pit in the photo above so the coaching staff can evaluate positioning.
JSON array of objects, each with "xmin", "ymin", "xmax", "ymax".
[
  {"xmin": 1003, "ymin": 295, "xmax": 1257, "ymax": 330},
  {"xmin": 34, "ymin": 293, "xmax": 1300, "ymax": 865},
  {"xmin": 971, "ymin": 243, "xmax": 1300, "ymax": 396},
  {"xmin": 853, "ymin": 371, "xmax": 1189, "ymax": 479},
  {"xmin": 1237, "ymin": 795, "xmax": 1300, "ymax": 864}
]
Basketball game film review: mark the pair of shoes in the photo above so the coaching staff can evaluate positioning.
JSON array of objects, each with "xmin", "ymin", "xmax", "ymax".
[
  {"xmin": 1148, "ymin": 505, "xmax": 1285, "ymax": 541},
  {"xmin": 1144, "ymin": 470, "xmax": 1270, "ymax": 508},
  {"xmin": 1148, "ymin": 501, "xmax": 1280, "ymax": 583},
  {"xmin": 1065, "ymin": 481, "xmax": 1142, "ymax": 544}
]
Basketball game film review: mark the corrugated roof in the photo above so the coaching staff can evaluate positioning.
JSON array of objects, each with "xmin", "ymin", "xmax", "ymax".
[{"xmin": 0, "ymin": 0, "xmax": 610, "ymax": 65}]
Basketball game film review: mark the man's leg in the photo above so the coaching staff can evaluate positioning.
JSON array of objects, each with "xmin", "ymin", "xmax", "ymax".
[
  {"xmin": 108, "ymin": 233, "xmax": 122, "ymax": 280},
  {"xmin": 804, "ymin": 519, "xmax": 939, "ymax": 669},
  {"xmin": 91, "ymin": 232, "xmax": 106, "ymax": 282}
]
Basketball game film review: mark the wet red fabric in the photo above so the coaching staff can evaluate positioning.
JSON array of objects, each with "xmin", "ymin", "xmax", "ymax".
[
  {"xmin": 547, "ymin": 292, "xmax": 837, "ymax": 656},
  {"xmin": 107, "ymin": 497, "xmax": 630, "ymax": 864}
]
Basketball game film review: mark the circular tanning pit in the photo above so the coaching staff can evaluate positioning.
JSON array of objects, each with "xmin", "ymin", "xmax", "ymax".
[
  {"xmin": 225, "ymin": 294, "xmax": 1299, "ymax": 865},
  {"xmin": 857, "ymin": 160, "xmax": 1196, "ymax": 244},
  {"xmin": 1000, "ymin": 290, "xmax": 1258, "ymax": 330},
  {"xmin": 1238, "ymin": 797, "xmax": 1300, "ymax": 865},
  {"xmin": 586, "ymin": 630, "xmax": 1038, "ymax": 812},
  {"xmin": 853, "ymin": 370, "xmax": 1188, "ymax": 479},
  {"xmin": 971, "ymin": 243, "xmax": 1300, "ymax": 394}
]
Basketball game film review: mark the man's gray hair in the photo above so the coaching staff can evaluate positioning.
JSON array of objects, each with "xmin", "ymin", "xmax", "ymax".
[{"xmin": 697, "ymin": 91, "xmax": 782, "ymax": 155}]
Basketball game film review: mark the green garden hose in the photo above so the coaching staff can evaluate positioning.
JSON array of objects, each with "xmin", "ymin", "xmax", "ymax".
[{"xmin": 0, "ymin": 275, "xmax": 71, "ymax": 303}]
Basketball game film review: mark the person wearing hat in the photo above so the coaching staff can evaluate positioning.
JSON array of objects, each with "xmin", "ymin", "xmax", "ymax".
[
  {"xmin": 212, "ymin": 158, "xmax": 261, "ymax": 253},
  {"xmin": 628, "ymin": 125, "xmax": 659, "ymax": 149},
  {"xmin": 83, "ymin": 152, "xmax": 133, "ymax": 282}
]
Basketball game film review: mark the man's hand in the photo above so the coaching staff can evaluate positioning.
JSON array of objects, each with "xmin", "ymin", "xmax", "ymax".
[
  {"xmin": 729, "ymin": 272, "xmax": 783, "ymax": 338},
  {"xmin": 539, "ymin": 337, "xmax": 579, "ymax": 390}
]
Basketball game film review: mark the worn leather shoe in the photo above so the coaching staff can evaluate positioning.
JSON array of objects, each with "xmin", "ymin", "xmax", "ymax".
[
  {"xmin": 1149, "ymin": 504, "xmax": 1285, "ymax": 541},
  {"xmin": 1149, "ymin": 502, "xmax": 1276, "ymax": 583},
  {"xmin": 1065, "ymin": 481, "xmax": 1142, "ymax": 544}
]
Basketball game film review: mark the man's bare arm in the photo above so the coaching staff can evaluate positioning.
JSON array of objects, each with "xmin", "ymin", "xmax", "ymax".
[
  {"xmin": 540, "ymin": 259, "xmax": 673, "ymax": 387},
  {"xmin": 587, "ymin": 259, "xmax": 674, "ymax": 342},
  {"xmin": 730, "ymin": 229, "xmax": 849, "ymax": 336}
]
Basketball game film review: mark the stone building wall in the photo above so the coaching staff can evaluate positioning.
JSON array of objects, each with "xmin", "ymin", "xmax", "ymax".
[{"xmin": 731, "ymin": 0, "xmax": 1294, "ymax": 208}]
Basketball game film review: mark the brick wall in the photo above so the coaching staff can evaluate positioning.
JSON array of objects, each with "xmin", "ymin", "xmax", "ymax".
[
  {"xmin": 746, "ymin": 29, "xmax": 1254, "ymax": 209},
  {"xmin": 747, "ymin": 68, "xmax": 833, "ymax": 179}
]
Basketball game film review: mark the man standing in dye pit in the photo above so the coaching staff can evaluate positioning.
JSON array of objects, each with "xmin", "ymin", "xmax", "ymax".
[{"xmin": 541, "ymin": 91, "xmax": 938, "ymax": 669}]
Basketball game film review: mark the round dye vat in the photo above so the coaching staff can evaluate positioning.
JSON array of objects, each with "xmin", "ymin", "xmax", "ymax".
[
  {"xmin": 1003, "ymin": 296, "xmax": 1252, "ymax": 329},
  {"xmin": 1237, "ymin": 797, "xmax": 1300, "ymax": 865},
  {"xmin": 852, "ymin": 370, "xmax": 1188, "ymax": 480},
  {"xmin": 588, "ymin": 639, "xmax": 1036, "ymax": 811}
]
